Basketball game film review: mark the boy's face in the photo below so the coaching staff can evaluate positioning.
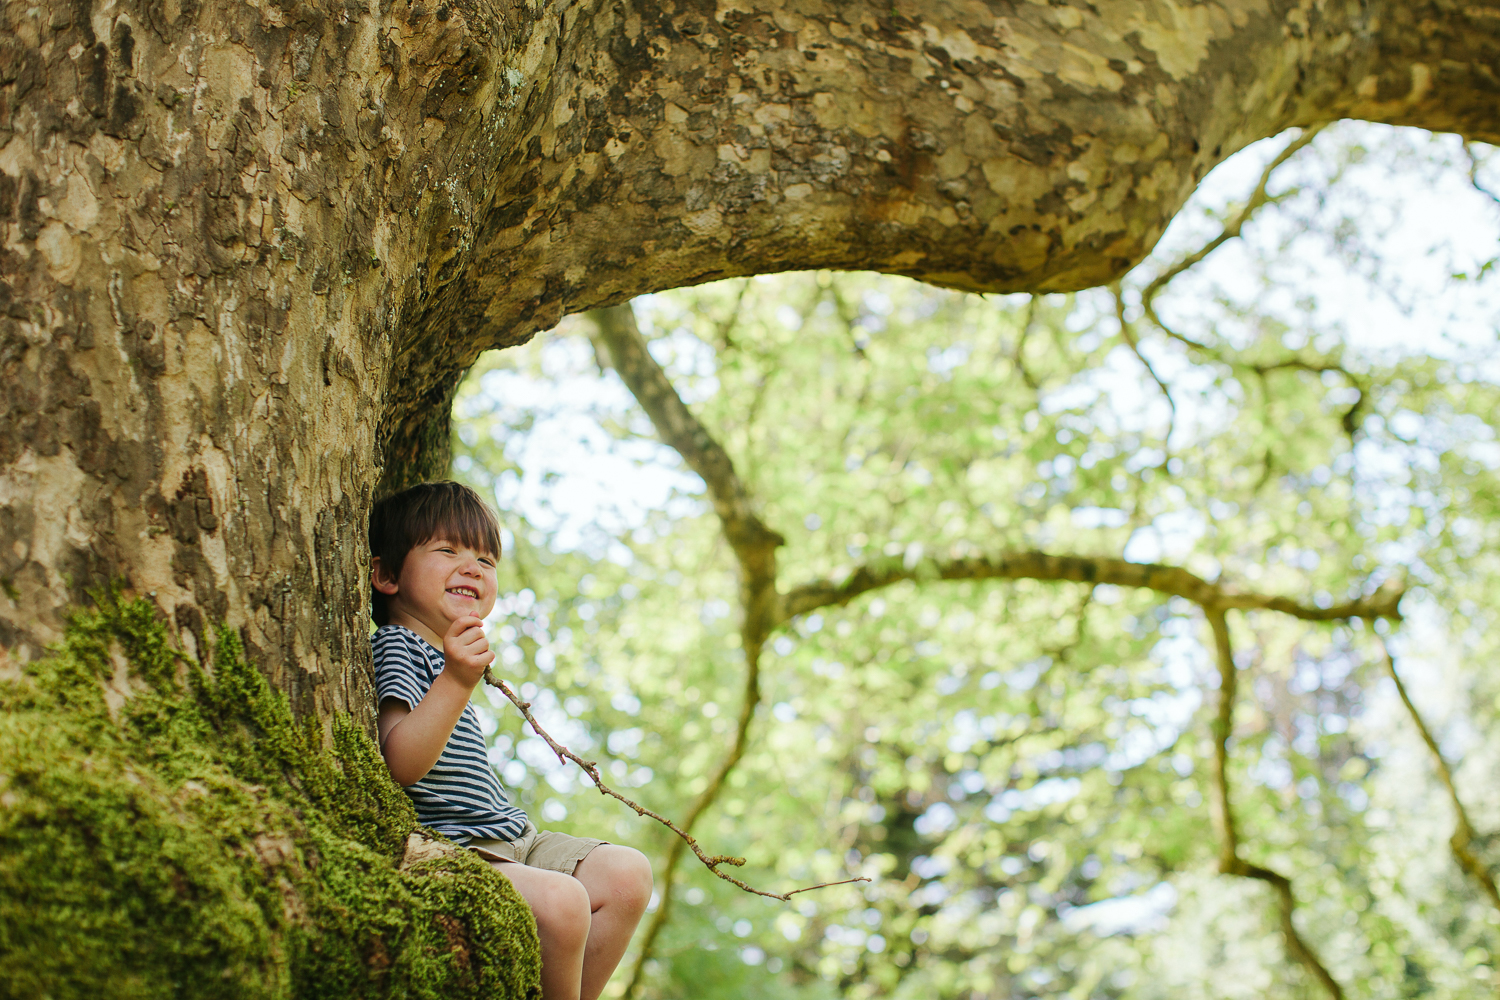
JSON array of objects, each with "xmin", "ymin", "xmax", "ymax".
[{"xmin": 374, "ymin": 537, "xmax": 498, "ymax": 639}]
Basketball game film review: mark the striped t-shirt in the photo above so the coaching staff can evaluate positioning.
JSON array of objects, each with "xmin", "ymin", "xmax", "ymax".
[{"xmin": 372, "ymin": 625, "xmax": 528, "ymax": 844}]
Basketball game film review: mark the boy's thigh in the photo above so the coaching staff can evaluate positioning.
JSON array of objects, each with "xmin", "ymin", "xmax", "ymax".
[
  {"xmin": 489, "ymin": 861, "xmax": 591, "ymax": 924},
  {"xmin": 473, "ymin": 827, "xmax": 606, "ymax": 875}
]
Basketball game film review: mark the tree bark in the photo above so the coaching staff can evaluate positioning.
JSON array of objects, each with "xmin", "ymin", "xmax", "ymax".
[{"xmin": 3, "ymin": 0, "xmax": 1497, "ymax": 724}]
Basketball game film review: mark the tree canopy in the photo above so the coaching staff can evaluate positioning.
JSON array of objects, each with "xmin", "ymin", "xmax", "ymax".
[{"xmin": 450, "ymin": 124, "xmax": 1500, "ymax": 999}]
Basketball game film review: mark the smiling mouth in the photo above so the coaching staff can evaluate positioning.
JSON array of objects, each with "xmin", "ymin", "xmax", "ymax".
[{"xmin": 448, "ymin": 587, "xmax": 480, "ymax": 600}]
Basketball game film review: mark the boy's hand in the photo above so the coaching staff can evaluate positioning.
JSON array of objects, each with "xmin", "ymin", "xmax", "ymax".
[{"xmin": 442, "ymin": 615, "xmax": 494, "ymax": 688}]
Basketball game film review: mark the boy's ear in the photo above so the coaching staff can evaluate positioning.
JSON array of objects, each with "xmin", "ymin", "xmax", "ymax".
[{"xmin": 371, "ymin": 557, "xmax": 400, "ymax": 596}]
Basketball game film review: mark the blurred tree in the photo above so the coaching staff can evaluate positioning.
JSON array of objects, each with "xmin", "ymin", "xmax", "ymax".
[{"xmin": 454, "ymin": 124, "xmax": 1500, "ymax": 1000}]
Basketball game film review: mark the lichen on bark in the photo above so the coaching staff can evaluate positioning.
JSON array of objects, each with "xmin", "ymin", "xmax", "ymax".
[{"xmin": 0, "ymin": 591, "xmax": 540, "ymax": 999}]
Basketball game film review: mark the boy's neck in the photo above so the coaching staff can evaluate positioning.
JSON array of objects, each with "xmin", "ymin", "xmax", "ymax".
[{"xmin": 386, "ymin": 608, "xmax": 445, "ymax": 651}]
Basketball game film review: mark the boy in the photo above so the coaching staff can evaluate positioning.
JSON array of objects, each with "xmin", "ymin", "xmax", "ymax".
[{"xmin": 370, "ymin": 481, "xmax": 652, "ymax": 1000}]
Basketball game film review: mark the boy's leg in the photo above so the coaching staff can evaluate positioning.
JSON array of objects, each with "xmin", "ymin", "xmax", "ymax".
[
  {"xmin": 491, "ymin": 861, "xmax": 593, "ymax": 1000},
  {"xmin": 572, "ymin": 846, "xmax": 654, "ymax": 1000}
]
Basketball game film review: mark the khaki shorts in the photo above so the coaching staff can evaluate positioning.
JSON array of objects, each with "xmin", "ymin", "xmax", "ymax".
[{"xmin": 468, "ymin": 821, "xmax": 606, "ymax": 875}]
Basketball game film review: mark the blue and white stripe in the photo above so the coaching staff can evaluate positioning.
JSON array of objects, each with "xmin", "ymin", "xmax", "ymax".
[{"xmin": 373, "ymin": 625, "xmax": 528, "ymax": 844}]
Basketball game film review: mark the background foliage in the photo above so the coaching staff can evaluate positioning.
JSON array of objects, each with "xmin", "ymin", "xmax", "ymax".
[{"xmin": 451, "ymin": 124, "xmax": 1500, "ymax": 999}]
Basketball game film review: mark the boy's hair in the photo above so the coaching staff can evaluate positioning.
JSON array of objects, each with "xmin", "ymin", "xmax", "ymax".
[{"xmin": 369, "ymin": 481, "xmax": 502, "ymax": 626}]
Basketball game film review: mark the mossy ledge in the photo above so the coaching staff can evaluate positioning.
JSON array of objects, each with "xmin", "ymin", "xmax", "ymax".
[{"xmin": 0, "ymin": 591, "xmax": 541, "ymax": 999}]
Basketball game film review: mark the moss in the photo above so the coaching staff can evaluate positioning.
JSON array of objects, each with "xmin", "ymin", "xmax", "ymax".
[{"xmin": 0, "ymin": 590, "xmax": 541, "ymax": 999}]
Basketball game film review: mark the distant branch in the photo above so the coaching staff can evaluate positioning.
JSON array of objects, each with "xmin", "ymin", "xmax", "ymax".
[
  {"xmin": 1206, "ymin": 608, "xmax": 1240, "ymax": 867},
  {"xmin": 587, "ymin": 304, "xmax": 784, "ymax": 567},
  {"xmin": 1245, "ymin": 359, "xmax": 1368, "ymax": 438},
  {"xmin": 1141, "ymin": 124, "xmax": 1326, "ymax": 347},
  {"xmin": 588, "ymin": 302, "xmax": 800, "ymax": 998},
  {"xmin": 780, "ymin": 550, "xmax": 1402, "ymax": 626},
  {"xmin": 1206, "ymin": 610, "xmax": 1345, "ymax": 1000},
  {"xmin": 1378, "ymin": 638, "xmax": 1500, "ymax": 913},
  {"xmin": 623, "ymin": 622, "xmax": 770, "ymax": 997}
]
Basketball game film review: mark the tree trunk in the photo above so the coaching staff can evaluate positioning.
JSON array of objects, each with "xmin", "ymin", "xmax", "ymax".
[{"xmin": 2, "ymin": 0, "xmax": 1496, "ymax": 990}]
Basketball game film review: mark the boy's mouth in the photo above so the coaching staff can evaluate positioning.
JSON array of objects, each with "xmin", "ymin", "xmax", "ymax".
[{"xmin": 447, "ymin": 586, "xmax": 480, "ymax": 600}]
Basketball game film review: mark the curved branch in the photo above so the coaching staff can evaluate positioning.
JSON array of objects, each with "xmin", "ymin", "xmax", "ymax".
[
  {"xmin": 780, "ymin": 551, "xmax": 1402, "ymax": 626},
  {"xmin": 621, "ymin": 624, "xmax": 764, "ymax": 999},
  {"xmin": 1140, "ymin": 125, "xmax": 1326, "ymax": 347},
  {"xmin": 1206, "ymin": 609, "xmax": 1345, "ymax": 1000},
  {"xmin": 1378, "ymin": 637, "xmax": 1500, "ymax": 913},
  {"xmin": 1011, "ymin": 295, "xmax": 1041, "ymax": 390}
]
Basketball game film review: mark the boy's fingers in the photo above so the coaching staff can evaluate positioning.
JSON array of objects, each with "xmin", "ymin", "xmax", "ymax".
[{"xmin": 447, "ymin": 615, "xmax": 484, "ymax": 636}]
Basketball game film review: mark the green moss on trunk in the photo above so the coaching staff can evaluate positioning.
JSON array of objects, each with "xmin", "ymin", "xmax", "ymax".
[{"xmin": 0, "ymin": 592, "xmax": 541, "ymax": 999}]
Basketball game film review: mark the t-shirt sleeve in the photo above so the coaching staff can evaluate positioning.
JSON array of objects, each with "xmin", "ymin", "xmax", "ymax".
[{"xmin": 372, "ymin": 630, "xmax": 429, "ymax": 710}]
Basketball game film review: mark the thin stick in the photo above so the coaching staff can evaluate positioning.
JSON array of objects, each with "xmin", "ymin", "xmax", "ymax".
[{"xmin": 484, "ymin": 669, "xmax": 870, "ymax": 901}]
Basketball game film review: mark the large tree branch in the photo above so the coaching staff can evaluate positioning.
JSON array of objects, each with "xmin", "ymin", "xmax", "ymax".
[
  {"xmin": 1378, "ymin": 638, "xmax": 1500, "ymax": 914},
  {"xmin": 780, "ymin": 551, "xmax": 1403, "ymax": 626},
  {"xmin": 447, "ymin": 2, "xmax": 1500, "ymax": 354},
  {"xmin": 1206, "ymin": 609, "xmax": 1345, "ymax": 1000}
]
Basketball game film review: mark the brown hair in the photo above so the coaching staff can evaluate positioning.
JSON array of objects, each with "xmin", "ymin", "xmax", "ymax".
[{"xmin": 369, "ymin": 481, "xmax": 502, "ymax": 625}]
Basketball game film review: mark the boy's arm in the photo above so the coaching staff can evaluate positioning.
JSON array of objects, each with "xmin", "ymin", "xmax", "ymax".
[{"xmin": 378, "ymin": 615, "xmax": 495, "ymax": 787}]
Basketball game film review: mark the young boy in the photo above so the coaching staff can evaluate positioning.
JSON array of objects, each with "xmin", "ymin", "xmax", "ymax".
[{"xmin": 370, "ymin": 481, "xmax": 652, "ymax": 1000}]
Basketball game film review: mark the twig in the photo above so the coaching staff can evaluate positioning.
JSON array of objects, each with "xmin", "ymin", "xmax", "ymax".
[
  {"xmin": 1140, "ymin": 124, "xmax": 1327, "ymax": 347},
  {"xmin": 1205, "ymin": 608, "xmax": 1345, "ymax": 1000},
  {"xmin": 485, "ymin": 669, "xmax": 869, "ymax": 901},
  {"xmin": 1113, "ymin": 282, "xmax": 1177, "ymax": 451},
  {"xmin": 1464, "ymin": 141, "xmax": 1500, "ymax": 209},
  {"xmin": 1011, "ymin": 294, "xmax": 1040, "ymax": 389},
  {"xmin": 1376, "ymin": 636, "xmax": 1500, "ymax": 913}
]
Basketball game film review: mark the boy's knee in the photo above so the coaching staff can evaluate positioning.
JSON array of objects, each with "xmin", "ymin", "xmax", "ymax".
[
  {"xmin": 535, "ymin": 874, "xmax": 592, "ymax": 946},
  {"xmin": 612, "ymin": 847, "xmax": 654, "ymax": 911}
]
